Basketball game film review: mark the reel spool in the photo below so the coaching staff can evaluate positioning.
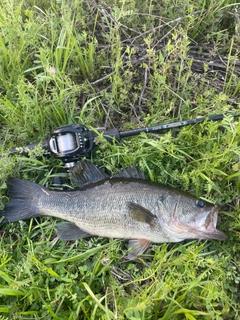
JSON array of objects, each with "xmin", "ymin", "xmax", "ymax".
[{"xmin": 48, "ymin": 124, "xmax": 94, "ymax": 166}]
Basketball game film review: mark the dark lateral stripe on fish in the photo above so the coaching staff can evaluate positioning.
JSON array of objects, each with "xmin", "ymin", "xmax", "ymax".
[{"xmin": 1, "ymin": 162, "xmax": 228, "ymax": 260}]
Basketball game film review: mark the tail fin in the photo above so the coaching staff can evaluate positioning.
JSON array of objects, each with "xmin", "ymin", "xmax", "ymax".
[{"xmin": 2, "ymin": 178, "xmax": 42, "ymax": 222}]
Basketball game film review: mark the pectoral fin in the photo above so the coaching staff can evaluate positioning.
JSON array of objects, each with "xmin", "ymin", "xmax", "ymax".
[
  {"xmin": 57, "ymin": 222, "xmax": 91, "ymax": 240},
  {"xmin": 127, "ymin": 239, "xmax": 151, "ymax": 260},
  {"xmin": 128, "ymin": 202, "xmax": 156, "ymax": 226}
]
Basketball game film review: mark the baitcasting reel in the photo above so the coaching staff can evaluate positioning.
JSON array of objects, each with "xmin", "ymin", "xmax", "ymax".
[
  {"xmin": 4, "ymin": 113, "xmax": 240, "ymax": 167},
  {"xmin": 48, "ymin": 124, "xmax": 94, "ymax": 166},
  {"xmin": 48, "ymin": 124, "xmax": 123, "ymax": 167}
]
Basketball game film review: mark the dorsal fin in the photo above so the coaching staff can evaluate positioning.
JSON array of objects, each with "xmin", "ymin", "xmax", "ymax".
[
  {"xmin": 71, "ymin": 161, "xmax": 109, "ymax": 188},
  {"xmin": 113, "ymin": 167, "xmax": 145, "ymax": 179}
]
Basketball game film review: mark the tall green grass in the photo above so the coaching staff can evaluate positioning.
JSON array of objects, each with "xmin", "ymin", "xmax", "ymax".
[{"xmin": 0, "ymin": 0, "xmax": 240, "ymax": 319}]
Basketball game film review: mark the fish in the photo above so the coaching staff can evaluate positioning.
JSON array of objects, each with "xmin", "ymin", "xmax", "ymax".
[{"xmin": 1, "ymin": 161, "xmax": 227, "ymax": 260}]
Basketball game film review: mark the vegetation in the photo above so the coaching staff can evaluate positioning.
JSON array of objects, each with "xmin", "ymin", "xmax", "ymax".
[{"xmin": 0, "ymin": 0, "xmax": 240, "ymax": 318}]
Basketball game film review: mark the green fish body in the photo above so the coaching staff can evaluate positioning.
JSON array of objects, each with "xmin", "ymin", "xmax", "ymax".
[{"xmin": 2, "ymin": 161, "xmax": 227, "ymax": 259}]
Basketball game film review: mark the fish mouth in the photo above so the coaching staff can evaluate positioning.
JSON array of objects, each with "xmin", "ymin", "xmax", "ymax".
[
  {"xmin": 196, "ymin": 205, "xmax": 227, "ymax": 241},
  {"xmin": 157, "ymin": 204, "xmax": 227, "ymax": 241}
]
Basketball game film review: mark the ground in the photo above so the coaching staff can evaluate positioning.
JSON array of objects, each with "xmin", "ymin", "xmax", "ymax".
[{"xmin": 0, "ymin": 0, "xmax": 239, "ymax": 319}]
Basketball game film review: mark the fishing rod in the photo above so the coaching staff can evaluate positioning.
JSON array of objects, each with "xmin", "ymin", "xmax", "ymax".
[{"xmin": 3, "ymin": 113, "xmax": 240, "ymax": 167}]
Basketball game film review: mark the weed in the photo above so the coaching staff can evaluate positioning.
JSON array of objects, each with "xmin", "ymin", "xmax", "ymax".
[{"xmin": 0, "ymin": 0, "xmax": 240, "ymax": 319}]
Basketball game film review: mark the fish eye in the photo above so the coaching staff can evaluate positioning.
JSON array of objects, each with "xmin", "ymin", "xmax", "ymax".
[{"xmin": 196, "ymin": 199, "xmax": 205, "ymax": 208}]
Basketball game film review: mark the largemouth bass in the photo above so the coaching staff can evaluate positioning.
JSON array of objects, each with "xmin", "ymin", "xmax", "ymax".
[{"xmin": 1, "ymin": 161, "xmax": 227, "ymax": 259}]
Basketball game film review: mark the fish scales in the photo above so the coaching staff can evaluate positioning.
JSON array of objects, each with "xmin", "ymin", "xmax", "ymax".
[
  {"xmin": 37, "ymin": 179, "xmax": 170, "ymax": 241},
  {"xmin": 1, "ymin": 161, "xmax": 227, "ymax": 259}
]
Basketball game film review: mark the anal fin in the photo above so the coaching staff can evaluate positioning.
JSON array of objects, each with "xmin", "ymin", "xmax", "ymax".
[
  {"xmin": 57, "ymin": 222, "xmax": 91, "ymax": 240},
  {"xmin": 127, "ymin": 239, "xmax": 151, "ymax": 260}
]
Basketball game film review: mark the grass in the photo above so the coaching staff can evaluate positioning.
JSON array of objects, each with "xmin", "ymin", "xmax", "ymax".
[{"xmin": 0, "ymin": 0, "xmax": 240, "ymax": 319}]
